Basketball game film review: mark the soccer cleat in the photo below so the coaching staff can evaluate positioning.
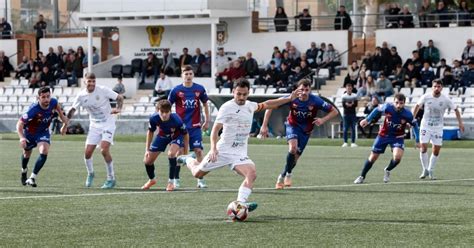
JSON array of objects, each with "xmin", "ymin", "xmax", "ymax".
[
  {"xmin": 428, "ymin": 171, "xmax": 436, "ymax": 180},
  {"xmin": 21, "ymin": 171, "xmax": 28, "ymax": 186},
  {"xmin": 166, "ymin": 182, "xmax": 175, "ymax": 192},
  {"xmin": 174, "ymin": 179, "xmax": 181, "ymax": 189},
  {"xmin": 176, "ymin": 153, "xmax": 196, "ymax": 166},
  {"xmin": 354, "ymin": 176, "xmax": 364, "ymax": 184},
  {"xmin": 351, "ymin": 143, "xmax": 358, "ymax": 148},
  {"xmin": 197, "ymin": 178, "xmax": 207, "ymax": 188},
  {"xmin": 85, "ymin": 172, "xmax": 95, "ymax": 187},
  {"xmin": 141, "ymin": 179, "xmax": 157, "ymax": 190},
  {"xmin": 341, "ymin": 143, "xmax": 349, "ymax": 147},
  {"xmin": 245, "ymin": 202, "xmax": 258, "ymax": 212},
  {"xmin": 275, "ymin": 176, "xmax": 284, "ymax": 189},
  {"xmin": 383, "ymin": 169, "xmax": 391, "ymax": 183},
  {"xmin": 101, "ymin": 179, "xmax": 116, "ymax": 189},
  {"xmin": 25, "ymin": 178, "xmax": 37, "ymax": 187},
  {"xmin": 419, "ymin": 170, "xmax": 429, "ymax": 179},
  {"xmin": 283, "ymin": 176, "xmax": 292, "ymax": 187}
]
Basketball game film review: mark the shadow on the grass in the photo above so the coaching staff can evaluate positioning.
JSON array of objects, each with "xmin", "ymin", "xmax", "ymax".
[
  {"xmin": 251, "ymin": 215, "xmax": 462, "ymax": 226},
  {"xmin": 286, "ymin": 188, "xmax": 465, "ymax": 196}
]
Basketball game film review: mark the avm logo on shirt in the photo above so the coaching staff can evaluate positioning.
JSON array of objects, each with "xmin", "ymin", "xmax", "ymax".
[
  {"xmin": 387, "ymin": 120, "xmax": 402, "ymax": 129},
  {"xmin": 294, "ymin": 110, "xmax": 312, "ymax": 118},
  {"xmin": 183, "ymin": 99, "xmax": 197, "ymax": 109}
]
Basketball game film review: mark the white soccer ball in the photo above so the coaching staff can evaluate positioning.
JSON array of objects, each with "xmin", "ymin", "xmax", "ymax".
[{"xmin": 226, "ymin": 201, "xmax": 248, "ymax": 222}]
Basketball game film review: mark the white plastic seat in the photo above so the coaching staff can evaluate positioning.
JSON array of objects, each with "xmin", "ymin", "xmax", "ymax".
[
  {"xmin": 0, "ymin": 96, "xmax": 8, "ymax": 102},
  {"xmin": 13, "ymin": 88, "xmax": 24, "ymax": 96},
  {"xmin": 18, "ymin": 96, "xmax": 29, "ymax": 103},
  {"xmin": 411, "ymin": 88, "xmax": 424, "ymax": 97},
  {"xmin": 253, "ymin": 88, "xmax": 266, "ymax": 94},
  {"xmin": 139, "ymin": 96, "xmax": 149, "ymax": 104}
]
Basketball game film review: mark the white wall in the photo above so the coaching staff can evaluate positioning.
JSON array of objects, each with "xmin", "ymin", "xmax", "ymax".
[
  {"xmin": 39, "ymin": 37, "xmax": 101, "ymax": 55},
  {"xmin": 376, "ymin": 27, "xmax": 474, "ymax": 64},
  {"xmin": 119, "ymin": 18, "xmax": 349, "ymax": 66},
  {"xmin": 0, "ymin": 39, "xmax": 17, "ymax": 66}
]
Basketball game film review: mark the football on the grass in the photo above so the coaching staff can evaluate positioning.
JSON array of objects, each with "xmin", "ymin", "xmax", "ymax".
[{"xmin": 226, "ymin": 201, "xmax": 248, "ymax": 221}]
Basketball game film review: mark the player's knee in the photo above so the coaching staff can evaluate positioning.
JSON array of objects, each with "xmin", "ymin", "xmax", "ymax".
[
  {"xmin": 167, "ymin": 151, "xmax": 177, "ymax": 158},
  {"xmin": 194, "ymin": 170, "xmax": 205, "ymax": 178},
  {"xmin": 247, "ymin": 172, "xmax": 257, "ymax": 183},
  {"xmin": 393, "ymin": 158, "xmax": 402, "ymax": 164},
  {"xmin": 288, "ymin": 147, "xmax": 298, "ymax": 155},
  {"xmin": 100, "ymin": 148, "xmax": 110, "ymax": 157}
]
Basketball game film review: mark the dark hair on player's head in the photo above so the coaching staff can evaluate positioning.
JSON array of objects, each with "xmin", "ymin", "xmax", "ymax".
[
  {"xmin": 38, "ymin": 86, "xmax": 51, "ymax": 96},
  {"xmin": 157, "ymin": 99, "xmax": 172, "ymax": 112},
  {"xmin": 234, "ymin": 78, "xmax": 250, "ymax": 89},
  {"xmin": 181, "ymin": 65, "xmax": 193, "ymax": 72},
  {"xmin": 394, "ymin": 93, "xmax": 406, "ymax": 102},
  {"xmin": 297, "ymin": 78, "xmax": 311, "ymax": 88},
  {"xmin": 432, "ymin": 79, "xmax": 443, "ymax": 86},
  {"xmin": 85, "ymin": 72, "xmax": 96, "ymax": 80}
]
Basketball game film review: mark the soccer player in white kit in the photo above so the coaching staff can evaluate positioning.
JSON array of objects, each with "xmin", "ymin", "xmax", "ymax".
[
  {"xmin": 178, "ymin": 79, "xmax": 300, "ymax": 211},
  {"xmin": 67, "ymin": 73, "xmax": 124, "ymax": 188},
  {"xmin": 412, "ymin": 80, "xmax": 464, "ymax": 180}
]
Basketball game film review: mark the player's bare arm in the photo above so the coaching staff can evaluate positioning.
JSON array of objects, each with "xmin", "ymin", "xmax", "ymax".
[
  {"xmin": 144, "ymin": 129, "xmax": 154, "ymax": 159},
  {"xmin": 256, "ymin": 89, "xmax": 301, "ymax": 111},
  {"xmin": 259, "ymin": 109, "xmax": 273, "ymax": 138},
  {"xmin": 16, "ymin": 120, "xmax": 27, "ymax": 149},
  {"xmin": 111, "ymin": 94, "xmax": 124, "ymax": 114},
  {"xmin": 313, "ymin": 107, "xmax": 338, "ymax": 126},
  {"xmin": 56, "ymin": 103, "xmax": 69, "ymax": 135},
  {"xmin": 454, "ymin": 108, "xmax": 465, "ymax": 132},
  {"xmin": 412, "ymin": 104, "xmax": 421, "ymax": 118},
  {"xmin": 209, "ymin": 122, "xmax": 223, "ymax": 162},
  {"xmin": 66, "ymin": 108, "xmax": 76, "ymax": 120},
  {"xmin": 183, "ymin": 133, "xmax": 190, "ymax": 155},
  {"xmin": 202, "ymin": 101, "xmax": 210, "ymax": 130}
]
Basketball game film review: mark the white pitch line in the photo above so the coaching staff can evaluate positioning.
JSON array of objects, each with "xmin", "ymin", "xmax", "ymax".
[{"xmin": 0, "ymin": 178, "xmax": 473, "ymax": 201}]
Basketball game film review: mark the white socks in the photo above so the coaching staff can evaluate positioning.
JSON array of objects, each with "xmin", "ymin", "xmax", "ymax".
[
  {"xmin": 84, "ymin": 158, "xmax": 94, "ymax": 174},
  {"xmin": 237, "ymin": 186, "xmax": 252, "ymax": 203},
  {"xmin": 106, "ymin": 161, "xmax": 115, "ymax": 180},
  {"xmin": 428, "ymin": 154, "xmax": 438, "ymax": 172},
  {"xmin": 420, "ymin": 152, "xmax": 429, "ymax": 171}
]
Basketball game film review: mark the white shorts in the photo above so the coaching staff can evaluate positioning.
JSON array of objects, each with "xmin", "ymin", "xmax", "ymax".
[
  {"xmin": 86, "ymin": 122, "xmax": 116, "ymax": 145},
  {"xmin": 420, "ymin": 128, "xmax": 443, "ymax": 146},
  {"xmin": 197, "ymin": 152, "xmax": 255, "ymax": 172}
]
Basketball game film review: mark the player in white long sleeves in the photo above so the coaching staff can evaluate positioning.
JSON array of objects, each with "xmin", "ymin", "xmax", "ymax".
[
  {"xmin": 67, "ymin": 73, "xmax": 124, "ymax": 188},
  {"xmin": 412, "ymin": 80, "xmax": 464, "ymax": 180},
  {"xmin": 178, "ymin": 78, "xmax": 300, "ymax": 212}
]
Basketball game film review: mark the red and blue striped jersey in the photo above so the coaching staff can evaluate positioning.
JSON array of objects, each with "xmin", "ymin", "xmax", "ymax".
[
  {"xmin": 286, "ymin": 94, "xmax": 333, "ymax": 134},
  {"xmin": 148, "ymin": 113, "xmax": 187, "ymax": 139},
  {"xmin": 168, "ymin": 83, "xmax": 208, "ymax": 129},
  {"xmin": 20, "ymin": 98, "xmax": 58, "ymax": 135},
  {"xmin": 377, "ymin": 103, "xmax": 416, "ymax": 138}
]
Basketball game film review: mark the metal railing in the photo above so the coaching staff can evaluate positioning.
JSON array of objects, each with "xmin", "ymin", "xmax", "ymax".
[{"xmin": 257, "ymin": 12, "xmax": 473, "ymax": 33}]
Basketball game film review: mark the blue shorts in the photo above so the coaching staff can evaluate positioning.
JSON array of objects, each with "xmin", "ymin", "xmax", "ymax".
[
  {"xmin": 371, "ymin": 135, "xmax": 405, "ymax": 154},
  {"xmin": 149, "ymin": 135, "xmax": 184, "ymax": 152},
  {"xmin": 24, "ymin": 131, "xmax": 51, "ymax": 151},
  {"xmin": 285, "ymin": 124, "xmax": 310, "ymax": 155},
  {"xmin": 188, "ymin": 128, "xmax": 203, "ymax": 150}
]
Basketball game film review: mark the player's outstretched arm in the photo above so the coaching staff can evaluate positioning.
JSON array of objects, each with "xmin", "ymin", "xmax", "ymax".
[
  {"xmin": 454, "ymin": 108, "xmax": 465, "ymax": 133},
  {"xmin": 208, "ymin": 122, "xmax": 223, "ymax": 162},
  {"xmin": 56, "ymin": 103, "xmax": 69, "ymax": 135},
  {"xmin": 412, "ymin": 104, "xmax": 421, "ymax": 118},
  {"xmin": 259, "ymin": 109, "xmax": 273, "ymax": 138},
  {"xmin": 16, "ymin": 120, "xmax": 27, "ymax": 149},
  {"xmin": 257, "ymin": 89, "xmax": 301, "ymax": 111},
  {"xmin": 313, "ymin": 107, "xmax": 338, "ymax": 126},
  {"xmin": 66, "ymin": 108, "xmax": 76, "ymax": 120}
]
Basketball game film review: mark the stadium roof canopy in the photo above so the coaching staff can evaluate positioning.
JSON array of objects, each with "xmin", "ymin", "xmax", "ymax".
[{"xmin": 78, "ymin": 0, "xmax": 250, "ymax": 76}]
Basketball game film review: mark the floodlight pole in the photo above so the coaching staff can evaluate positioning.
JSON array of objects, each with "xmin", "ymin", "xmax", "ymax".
[
  {"xmin": 87, "ymin": 25, "xmax": 93, "ymax": 74},
  {"xmin": 211, "ymin": 21, "xmax": 217, "ymax": 81}
]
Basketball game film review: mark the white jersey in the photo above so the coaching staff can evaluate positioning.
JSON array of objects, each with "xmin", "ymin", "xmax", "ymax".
[
  {"xmin": 215, "ymin": 100, "xmax": 258, "ymax": 156},
  {"xmin": 417, "ymin": 93, "xmax": 455, "ymax": 131},
  {"xmin": 72, "ymin": 85, "xmax": 118, "ymax": 126}
]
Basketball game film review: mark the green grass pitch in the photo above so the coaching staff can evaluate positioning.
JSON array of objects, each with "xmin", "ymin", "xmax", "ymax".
[{"xmin": 0, "ymin": 137, "xmax": 473, "ymax": 247}]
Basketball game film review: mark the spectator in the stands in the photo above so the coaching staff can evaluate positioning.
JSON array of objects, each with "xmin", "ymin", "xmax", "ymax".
[
  {"xmin": 316, "ymin": 42, "xmax": 326, "ymax": 68},
  {"xmin": 216, "ymin": 60, "xmax": 246, "ymax": 89},
  {"xmin": 306, "ymin": 42, "xmax": 318, "ymax": 68},
  {"xmin": 243, "ymin": 52, "xmax": 259, "ymax": 78},
  {"xmin": 191, "ymin": 48, "xmax": 205, "ymax": 76},
  {"xmin": 299, "ymin": 60, "xmax": 311, "ymax": 77},
  {"xmin": 272, "ymin": 46, "xmax": 281, "ymax": 58},
  {"xmin": 436, "ymin": 58, "xmax": 451, "ymax": 79},
  {"xmin": 356, "ymin": 70, "xmax": 368, "ymax": 98},
  {"xmin": 33, "ymin": 14, "xmax": 47, "ymax": 51},
  {"xmin": 55, "ymin": 54, "xmax": 68, "ymax": 80},
  {"xmin": 76, "ymin": 46, "xmax": 86, "ymax": 64},
  {"xmin": 434, "ymin": 1, "xmax": 450, "ymax": 28},
  {"xmin": 65, "ymin": 53, "xmax": 82, "ymax": 86},
  {"xmin": 334, "ymin": 5, "xmax": 352, "ymax": 30},
  {"xmin": 0, "ymin": 50, "xmax": 13, "ymax": 81},
  {"xmin": 386, "ymin": 3, "xmax": 401, "ymax": 28},
  {"xmin": 404, "ymin": 62, "xmax": 420, "ymax": 88},
  {"xmin": 276, "ymin": 62, "xmax": 293, "ymax": 91},
  {"xmin": 82, "ymin": 46, "xmax": 100, "ymax": 68},
  {"xmin": 297, "ymin": 8, "xmax": 312, "ymax": 31},
  {"xmin": 39, "ymin": 66, "xmax": 55, "ymax": 87},
  {"xmin": 215, "ymin": 47, "xmax": 230, "ymax": 73},
  {"xmin": 458, "ymin": 0, "xmax": 472, "ymax": 27},
  {"xmin": 361, "ymin": 51, "xmax": 373, "ymax": 72},
  {"xmin": 418, "ymin": 1, "xmax": 434, "ymax": 28},
  {"xmin": 46, "ymin": 47, "xmax": 59, "ymax": 68},
  {"xmin": 419, "ymin": 62, "xmax": 436, "ymax": 87},
  {"xmin": 370, "ymin": 47, "xmax": 384, "ymax": 79},
  {"xmin": 141, "ymin": 52, "xmax": 159, "ymax": 84},
  {"xmin": 365, "ymin": 75, "xmax": 378, "ymax": 100},
  {"xmin": 1, "ymin": 17, "xmax": 12, "ymax": 39},
  {"xmin": 34, "ymin": 51, "xmax": 44, "ymax": 67},
  {"xmin": 403, "ymin": 50, "xmax": 423, "ymax": 72},
  {"xmin": 344, "ymin": 60, "xmax": 360, "ymax": 87},
  {"xmin": 381, "ymin": 41, "xmax": 391, "ymax": 62},
  {"xmin": 423, "ymin": 39, "xmax": 440, "ymax": 66},
  {"xmin": 274, "ymin": 7, "xmax": 289, "ymax": 32},
  {"xmin": 391, "ymin": 64, "xmax": 405, "ymax": 89},
  {"xmin": 176, "ymin": 47, "xmax": 192, "ymax": 76},
  {"xmin": 29, "ymin": 65, "xmax": 42, "ymax": 88},
  {"xmin": 15, "ymin": 56, "xmax": 32, "ymax": 79},
  {"xmin": 289, "ymin": 66, "xmax": 306, "ymax": 85},
  {"xmin": 460, "ymin": 60, "xmax": 474, "ymax": 93},
  {"xmin": 256, "ymin": 60, "xmax": 280, "ymax": 87},
  {"xmin": 398, "ymin": 5, "xmax": 414, "ymax": 28},
  {"xmin": 359, "ymin": 95, "xmax": 381, "ymax": 138},
  {"xmin": 112, "ymin": 76, "xmax": 126, "ymax": 96},
  {"xmin": 461, "ymin": 39, "xmax": 474, "ymax": 65},
  {"xmin": 287, "ymin": 45, "xmax": 301, "ymax": 61},
  {"xmin": 295, "ymin": 53, "xmax": 308, "ymax": 68},
  {"xmin": 415, "ymin": 41, "xmax": 426, "ymax": 59},
  {"xmin": 269, "ymin": 51, "xmax": 282, "ymax": 69},
  {"xmin": 57, "ymin": 45, "xmax": 66, "ymax": 59},
  {"xmin": 323, "ymin": 43, "xmax": 340, "ymax": 80},
  {"xmin": 161, "ymin": 49, "xmax": 176, "ymax": 76},
  {"xmin": 451, "ymin": 60, "xmax": 464, "ymax": 92},
  {"xmin": 153, "ymin": 70, "xmax": 172, "ymax": 100},
  {"xmin": 281, "ymin": 51, "xmax": 294, "ymax": 68},
  {"xmin": 375, "ymin": 73, "xmax": 394, "ymax": 98},
  {"xmin": 387, "ymin": 46, "xmax": 402, "ymax": 76}
]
